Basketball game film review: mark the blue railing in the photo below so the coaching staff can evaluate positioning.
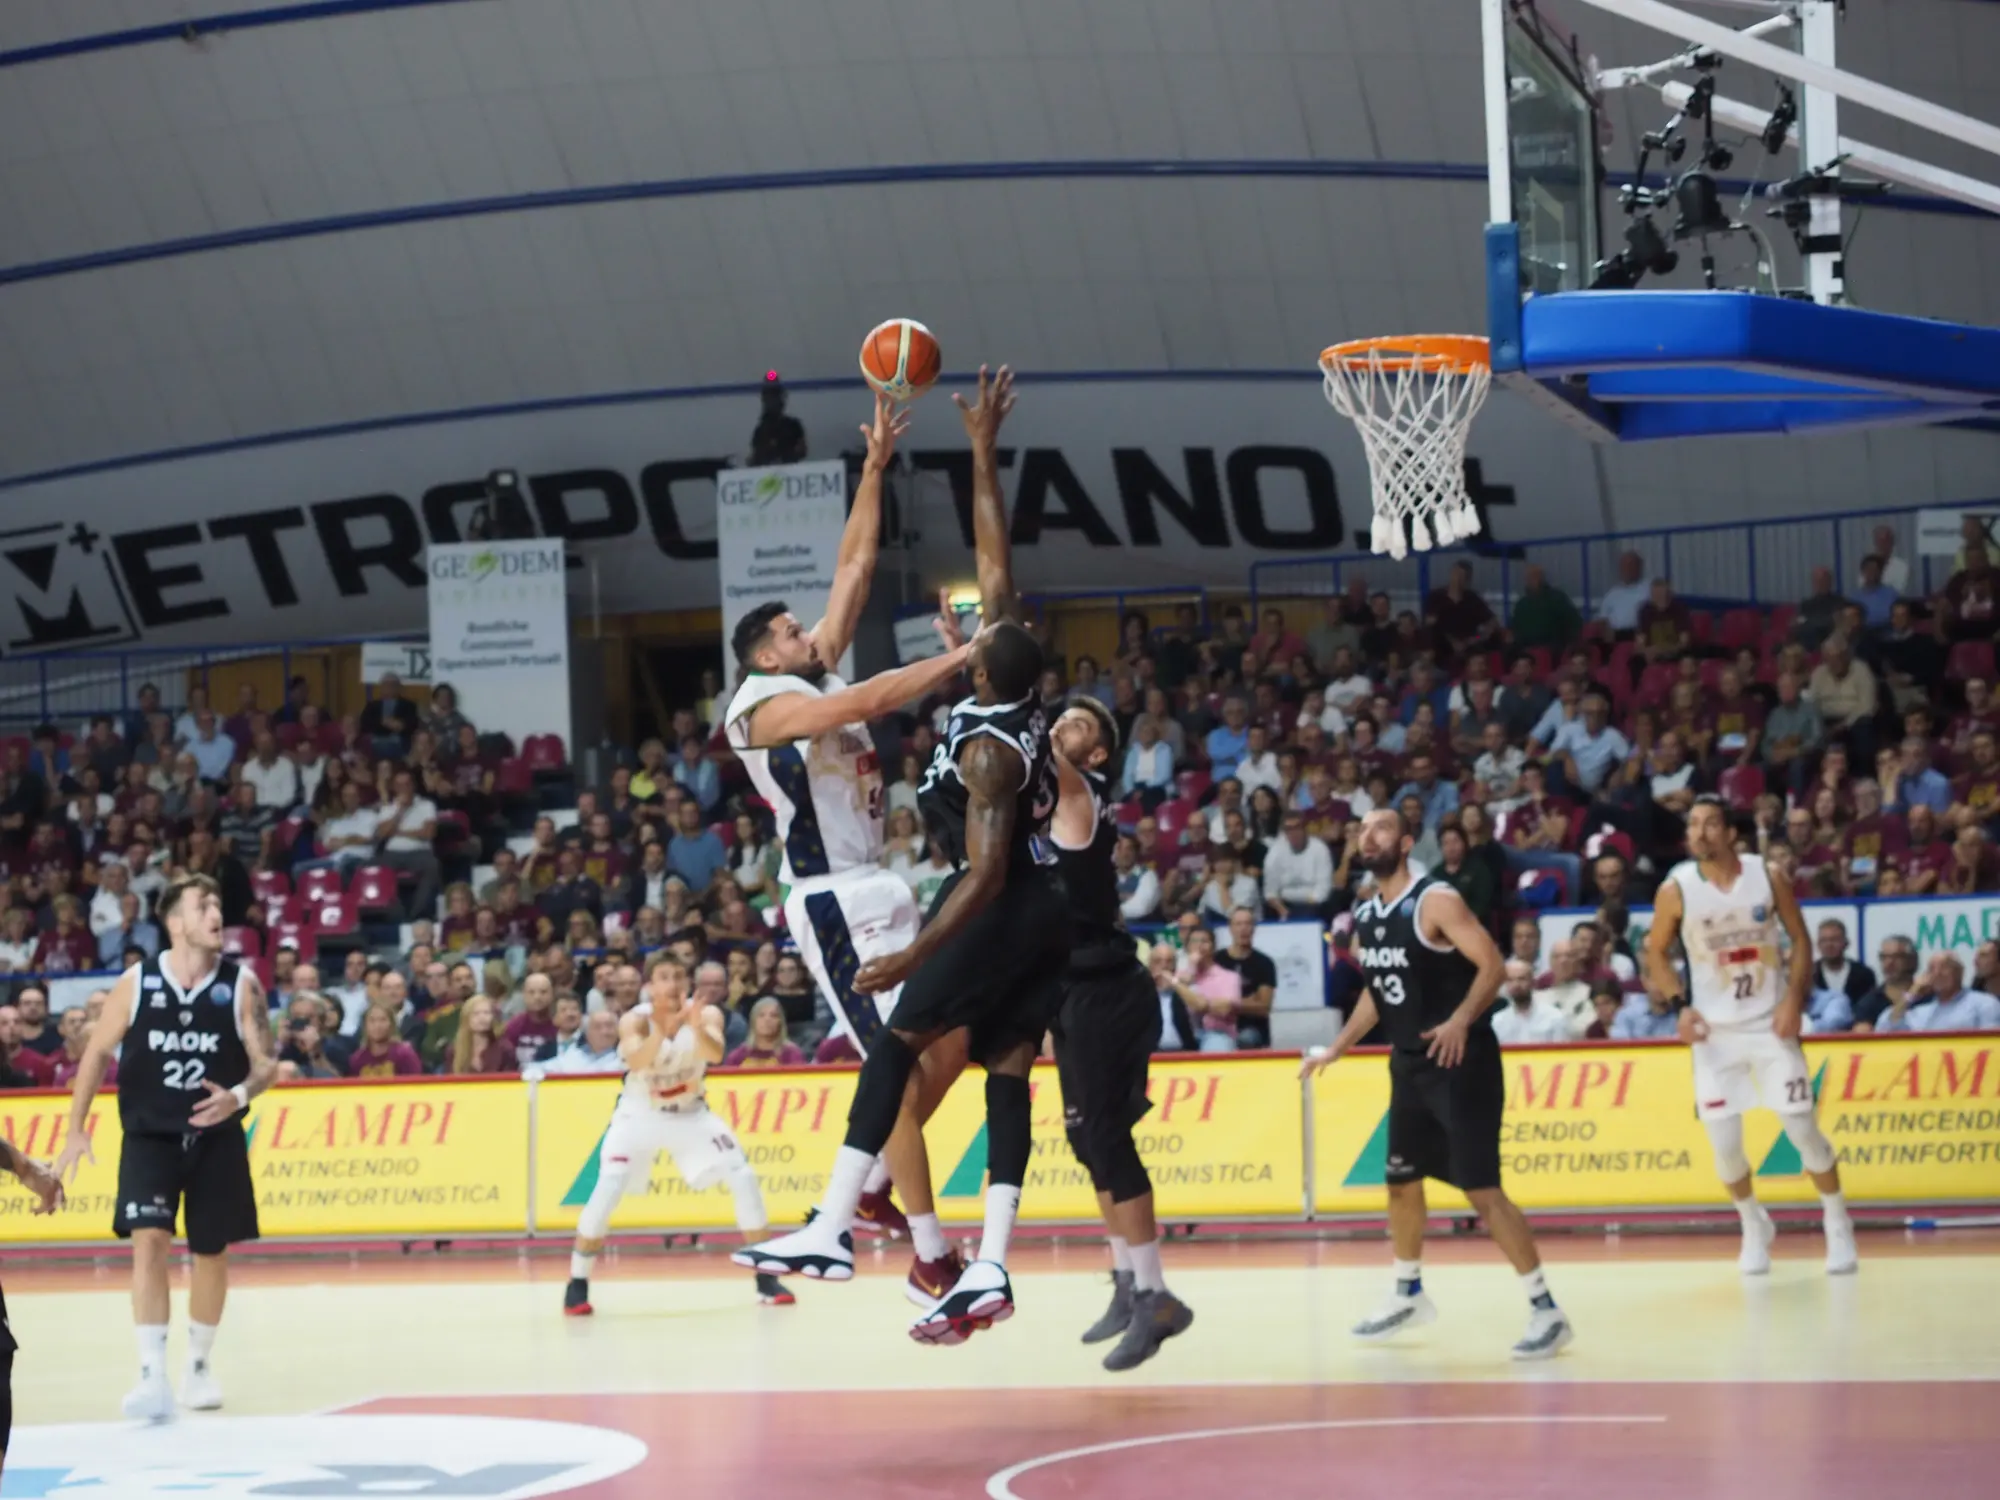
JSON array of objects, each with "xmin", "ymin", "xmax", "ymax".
[
  {"xmin": 0, "ymin": 634, "xmax": 424, "ymax": 734},
  {"xmin": 1248, "ymin": 497, "xmax": 1992, "ymax": 621}
]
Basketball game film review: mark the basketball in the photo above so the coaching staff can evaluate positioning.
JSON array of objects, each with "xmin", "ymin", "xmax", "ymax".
[{"xmin": 859, "ymin": 318, "xmax": 941, "ymax": 402}]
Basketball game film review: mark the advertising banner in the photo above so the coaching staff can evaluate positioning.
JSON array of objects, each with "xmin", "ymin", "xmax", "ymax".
[
  {"xmin": 1255, "ymin": 921, "xmax": 1331, "ymax": 1012},
  {"xmin": 1538, "ymin": 901, "xmax": 1862, "ymax": 968},
  {"xmin": 1861, "ymin": 895, "xmax": 2000, "ymax": 971},
  {"xmin": 0, "ymin": 1081, "xmax": 531, "ymax": 1242},
  {"xmin": 714, "ymin": 460, "xmax": 853, "ymax": 682},
  {"xmin": 426, "ymin": 540, "xmax": 570, "ymax": 756},
  {"xmin": 1313, "ymin": 1035, "xmax": 2000, "ymax": 1215},
  {"xmin": 358, "ymin": 639, "xmax": 431, "ymax": 687}
]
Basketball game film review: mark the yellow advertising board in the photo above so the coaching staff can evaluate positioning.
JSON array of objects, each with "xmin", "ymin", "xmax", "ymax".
[
  {"xmin": 0, "ymin": 1080, "xmax": 530, "ymax": 1242},
  {"xmin": 531, "ymin": 1055, "xmax": 1306, "ymax": 1233},
  {"xmin": 1312, "ymin": 1036, "xmax": 2000, "ymax": 1214}
]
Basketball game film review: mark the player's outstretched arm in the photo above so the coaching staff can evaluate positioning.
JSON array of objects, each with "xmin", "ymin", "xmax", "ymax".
[
  {"xmin": 855, "ymin": 736, "xmax": 1019, "ymax": 994},
  {"xmin": 690, "ymin": 1004, "xmax": 728, "ymax": 1066},
  {"xmin": 955, "ymin": 365, "xmax": 1018, "ymax": 625},
  {"xmin": 740, "ymin": 638, "xmax": 973, "ymax": 747},
  {"xmin": 811, "ymin": 391, "xmax": 908, "ymax": 669},
  {"xmin": 192, "ymin": 969, "xmax": 279, "ymax": 1128},
  {"xmin": 1047, "ymin": 732, "xmax": 1097, "ymax": 850},
  {"xmin": 1767, "ymin": 863, "xmax": 1813, "ymax": 1039},
  {"xmin": 53, "ymin": 970, "xmax": 134, "ymax": 1181},
  {"xmin": 1, "ymin": 1135, "xmax": 64, "ymax": 1215},
  {"xmin": 1300, "ymin": 990, "xmax": 1380, "ymax": 1078},
  {"xmin": 1645, "ymin": 880, "xmax": 1705, "ymax": 1043},
  {"xmin": 1420, "ymin": 887, "xmax": 1507, "ymax": 1068}
]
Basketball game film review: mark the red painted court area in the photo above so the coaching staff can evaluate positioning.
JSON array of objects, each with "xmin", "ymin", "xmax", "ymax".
[{"xmin": 364, "ymin": 1380, "xmax": 1993, "ymax": 1500}]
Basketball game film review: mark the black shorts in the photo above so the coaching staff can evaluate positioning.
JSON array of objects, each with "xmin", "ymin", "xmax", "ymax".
[
  {"xmin": 891, "ymin": 870, "xmax": 1072, "ymax": 1061},
  {"xmin": 1, "ymin": 1282, "xmax": 14, "ymax": 1452},
  {"xmin": 1385, "ymin": 1033, "xmax": 1505, "ymax": 1193},
  {"xmin": 1052, "ymin": 959, "xmax": 1160, "ymax": 1148},
  {"xmin": 114, "ymin": 1123, "xmax": 260, "ymax": 1256}
]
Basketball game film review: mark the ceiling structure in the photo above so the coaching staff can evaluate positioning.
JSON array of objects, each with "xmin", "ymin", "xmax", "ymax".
[{"xmin": 0, "ymin": 0, "xmax": 1993, "ymax": 485}]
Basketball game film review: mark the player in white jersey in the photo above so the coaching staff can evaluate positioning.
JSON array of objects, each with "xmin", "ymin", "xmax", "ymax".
[
  {"xmin": 563, "ymin": 956, "xmax": 790, "ymax": 1313},
  {"xmin": 722, "ymin": 391, "xmax": 976, "ymax": 1273},
  {"xmin": 1645, "ymin": 796, "xmax": 1858, "ymax": 1276}
]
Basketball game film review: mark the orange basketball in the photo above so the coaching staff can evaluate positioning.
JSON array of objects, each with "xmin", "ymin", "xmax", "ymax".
[{"xmin": 859, "ymin": 318, "xmax": 941, "ymax": 402}]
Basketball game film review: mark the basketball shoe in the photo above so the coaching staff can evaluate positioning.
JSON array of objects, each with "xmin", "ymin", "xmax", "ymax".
[
  {"xmin": 1351, "ymin": 1289, "xmax": 1438, "ymax": 1342},
  {"xmin": 909, "ymin": 1260, "xmax": 1012, "ymax": 1346},
  {"xmin": 180, "ymin": 1357, "xmax": 224, "ymax": 1411},
  {"xmin": 854, "ymin": 1189, "xmax": 909, "ymax": 1240},
  {"xmin": 905, "ymin": 1248, "xmax": 965, "ymax": 1312},
  {"xmin": 1102, "ymin": 1289, "xmax": 1195, "ymax": 1372},
  {"xmin": 1512, "ymin": 1306, "xmax": 1574, "ymax": 1361},
  {"xmin": 733, "ymin": 1220, "xmax": 855, "ymax": 1280},
  {"xmin": 1081, "ymin": 1271, "xmax": 1135, "ymax": 1345}
]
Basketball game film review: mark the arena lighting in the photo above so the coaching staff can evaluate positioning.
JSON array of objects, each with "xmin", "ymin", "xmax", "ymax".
[{"xmin": 944, "ymin": 584, "xmax": 981, "ymax": 610}]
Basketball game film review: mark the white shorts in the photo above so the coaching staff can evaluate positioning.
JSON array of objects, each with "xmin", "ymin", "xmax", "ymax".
[
  {"xmin": 1691, "ymin": 1024, "xmax": 1815, "ymax": 1121},
  {"xmin": 784, "ymin": 868, "xmax": 921, "ymax": 1056},
  {"xmin": 599, "ymin": 1102, "xmax": 746, "ymax": 1192}
]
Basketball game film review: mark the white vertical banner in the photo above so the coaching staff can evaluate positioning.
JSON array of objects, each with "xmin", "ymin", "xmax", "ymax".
[
  {"xmin": 715, "ymin": 460, "xmax": 854, "ymax": 680},
  {"xmin": 427, "ymin": 541, "xmax": 572, "ymax": 755}
]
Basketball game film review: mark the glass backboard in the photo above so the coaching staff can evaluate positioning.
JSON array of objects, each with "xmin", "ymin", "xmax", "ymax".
[{"xmin": 1503, "ymin": 7, "xmax": 1602, "ymax": 297}]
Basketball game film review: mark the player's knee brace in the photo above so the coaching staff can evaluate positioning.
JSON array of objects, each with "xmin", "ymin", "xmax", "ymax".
[
  {"xmin": 726, "ymin": 1159, "xmax": 768, "ymax": 1232},
  {"xmin": 576, "ymin": 1160, "xmax": 631, "ymax": 1240},
  {"xmin": 846, "ymin": 1033, "xmax": 919, "ymax": 1155},
  {"xmin": 1780, "ymin": 1112, "xmax": 1837, "ymax": 1174},
  {"xmin": 985, "ymin": 1073, "xmax": 1033, "ymax": 1189},
  {"xmin": 1701, "ymin": 1114, "xmax": 1751, "ymax": 1183},
  {"xmin": 1090, "ymin": 1122, "xmax": 1151, "ymax": 1205}
]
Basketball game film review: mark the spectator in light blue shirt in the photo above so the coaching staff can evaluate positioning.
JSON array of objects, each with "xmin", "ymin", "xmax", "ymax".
[
  {"xmin": 1612, "ymin": 990, "xmax": 1681, "ymax": 1039},
  {"xmin": 672, "ymin": 734, "xmax": 722, "ymax": 815},
  {"xmin": 665, "ymin": 800, "xmax": 728, "ymax": 897},
  {"xmin": 1887, "ymin": 955, "xmax": 2000, "ymax": 1031},
  {"xmin": 185, "ymin": 711, "xmax": 237, "ymax": 785},
  {"xmin": 1205, "ymin": 698, "xmax": 1251, "ymax": 780},
  {"xmin": 1853, "ymin": 554, "xmax": 1899, "ymax": 628},
  {"xmin": 1528, "ymin": 677, "xmax": 1585, "ymax": 754},
  {"xmin": 1393, "ymin": 752, "xmax": 1460, "ymax": 832},
  {"xmin": 1890, "ymin": 736, "xmax": 1952, "ymax": 817},
  {"xmin": 1121, "ymin": 715, "xmax": 1176, "ymax": 804},
  {"xmin": 1549, "ymin": 696, "xmax": 1632, "ymax": 796},
  {"xmin": 1397, "ymin": 663, "xmax": 1451, "ymax": 726}
]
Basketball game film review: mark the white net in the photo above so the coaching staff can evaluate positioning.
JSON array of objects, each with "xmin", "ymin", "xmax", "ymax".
[{"xmin": 1320, "ymin": 336, "xmax": 1492, "ymax": 561}]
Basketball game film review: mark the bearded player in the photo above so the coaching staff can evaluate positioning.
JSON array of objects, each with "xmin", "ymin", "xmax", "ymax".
[
  {"xmin": 1047, "ymin": 693, "xmax": 1194, "ymax": 1370},
  {"xmin": 724, "ymin": 389, "xmax": 979, "ymax": 1293},
  {"xmin": 1301, "ymin": 809, "xmax": 1573, "ymax": 1360},
  {"xmin": 1644, "ymin": 796, "xmax": 1857, "ymax": 1276}
]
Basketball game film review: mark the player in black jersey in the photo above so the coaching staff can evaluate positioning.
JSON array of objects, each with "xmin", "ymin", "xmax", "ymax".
[
  {"xmin": 1301, "ymin": 809, "xmax": 1573, "ymax": 1361},
  {"xmin": 739, "ymin": 366, "xmax": 1071, "ymax": 1343},
  {"xmin": 54, "ymin": 873, "xmax": 278, "ymax": 1420},
  {"xmin": 0, "ymin": 1135, "xmax": 64, "ymax": 1477},
  {"xmin": 1048, "ymin": 694, "xmax": 1195, "ymax": 1371}
]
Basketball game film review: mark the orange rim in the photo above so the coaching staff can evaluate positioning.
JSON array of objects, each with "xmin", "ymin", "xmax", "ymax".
[{"xmin": 1320, "ymin": 334, "xmax": 1491, "ymax": 375}]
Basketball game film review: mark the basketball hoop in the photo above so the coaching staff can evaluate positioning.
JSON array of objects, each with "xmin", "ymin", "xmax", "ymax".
[{"xmin": 1320, "ymin": 335, "xmax": 1492, "ymax": 561}]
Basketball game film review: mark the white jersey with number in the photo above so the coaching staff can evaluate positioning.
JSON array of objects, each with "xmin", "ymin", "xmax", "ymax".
[
  {"xmin": 1666, "ymin": 857, "xmax": 1783, "ymax": 1030},
  {"xmin": 725, "ymin": 671, "xmax": 883, "ymax": 883},
  {"xmin": 617, "ymin": 1003, "xmax": 710, "ymax": 1114}
]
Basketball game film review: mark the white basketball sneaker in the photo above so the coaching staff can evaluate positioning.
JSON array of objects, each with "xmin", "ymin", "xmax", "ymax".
[
  {"xmin": 1512, "ymin": 1306, "xmax": 1574, "ymax": 1361},
  {"xmin": 1351, "ymin": 1290, "xmax": 1438, "ymax": 1342},
  {"xmin": 1824, "ymin": 1212, "xmax": 1859, "ymax": 1276},
  {"xmin": 122, "ymin": 1370, "xmax": 176, "ymax": 1423},
  {"xmin": 181, "ymin": 1358, "xmax": 223, "ymax": 1411},
  {"xmin": 731, "ymin": 1219, "xmax": 854, "ymax": 1281},
  {"xmin": 1738, "ymin": 1206, "xmax": 1778, "ymax": 1275}
]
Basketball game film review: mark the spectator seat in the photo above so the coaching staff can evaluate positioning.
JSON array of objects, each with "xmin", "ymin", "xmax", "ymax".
[{"xmin": 1717, "ymin": 763, "xmax": 1765, "ymax": 811}]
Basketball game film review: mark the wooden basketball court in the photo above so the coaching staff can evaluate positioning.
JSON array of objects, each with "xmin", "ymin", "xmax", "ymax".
[{"xmin": 5, "ymin": 1229, "xmax": 1996, "ymax": 1499}]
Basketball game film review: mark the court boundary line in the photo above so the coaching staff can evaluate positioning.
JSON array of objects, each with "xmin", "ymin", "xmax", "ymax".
[{"xmin": 985, "ymin": 1415, "xmax": 1671, "ymax": 1500}]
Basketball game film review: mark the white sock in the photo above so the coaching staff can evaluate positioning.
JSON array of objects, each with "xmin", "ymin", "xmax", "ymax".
[
  {"xmin": 976, "ymin": 1184, "xmax": 1021, "ymax": 1267},
  {"xmin": 187, "ymin": 1320, "xmax": 218, "ymax": 1369},
  {"xmin": 1108, "ymin": 1234, "xmax": 1133, "ymax": 1273},
  {"xmin": 1821, "ymin": 1190, "xmax": 1852, "ymax": 1228},
  {"xmin": 1129, "ymin": 1239, "xmax": 1166, "ymax": 1293},
  {"xmin": 1735, "ymin": 1196, "xmax": 1771, "ymax": 1230},
  {"xmin": 1392, "ymin": 1257, "xmax": 1423, "ymax": 1296},
  {"xmin": 137, "ymin": 1324, "xmax": 168, "ymax": 1379},
  {"xmin": 862, "ymin": 1158, "xmax": 893, "ymax": 1196},
  {"xmin": 819, "ymin": 1146, "xmax": 876, "ymax": 1237},
  {"xmin": 908, "ymin": 1212, "xmax": 948, "ymax": 1261},
  {"xmin": 569, "ymin": 1251, "xmax": 594, "ymax": 1280},
  {"xmin": 1521, "ymin": 1266, "xmax": 1556, "ymax": 1310}
]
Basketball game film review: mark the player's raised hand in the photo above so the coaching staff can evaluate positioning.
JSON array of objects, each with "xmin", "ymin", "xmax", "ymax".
[
  {"xmin": 859, "ymin": 389, "xmax": 910, "ymax": 472},
  {"xmin": 1421, "ymin": 1012, "xmax": 1471, "ymax": 1068},
  {"xmin": 189, "ymin": 1078, "xmax": 245, "ymax": 1129},
  {"xmin": 952, "ymin": 364, "xmax": 1015, "ymax": 447},
  {"xmin": 933, "ymin": 587, "xmax": 968, "ymax": 652},
  {"xmin": 1676, "ymin": 1005, "xmax": 1710, "ymax": 1044}
]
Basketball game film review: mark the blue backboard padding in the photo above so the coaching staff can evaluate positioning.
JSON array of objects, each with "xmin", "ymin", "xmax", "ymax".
[
  {"xmin": 1584, "ymin": 368, "xmax": 1930, "ymax": 402},
  {"xmin": 1519, "ymin": 291, "xmax": 2000, "ymax": 404}
]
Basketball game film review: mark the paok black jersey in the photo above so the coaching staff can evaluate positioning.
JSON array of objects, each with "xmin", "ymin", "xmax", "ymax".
[
  {"xmin": 918, "ymin": 693, "xmax": 1059, "ymax": 878},
  {"xmin": 1351, "ymin": 874, "xmax": 1490, "ymax": 1054},
  {"xmin": 119, "ymin": 953, "xmax": 252, "ymax": 1134},
  {"xmin": 1050, "ymin": 767, "xmax": 1137, "ymax": 965}
]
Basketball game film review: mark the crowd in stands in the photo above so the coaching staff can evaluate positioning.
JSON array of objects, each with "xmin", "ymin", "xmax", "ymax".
[{"xmin": 3, "ymin": 515, "xmax": 1998, "ymax": 1092}]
